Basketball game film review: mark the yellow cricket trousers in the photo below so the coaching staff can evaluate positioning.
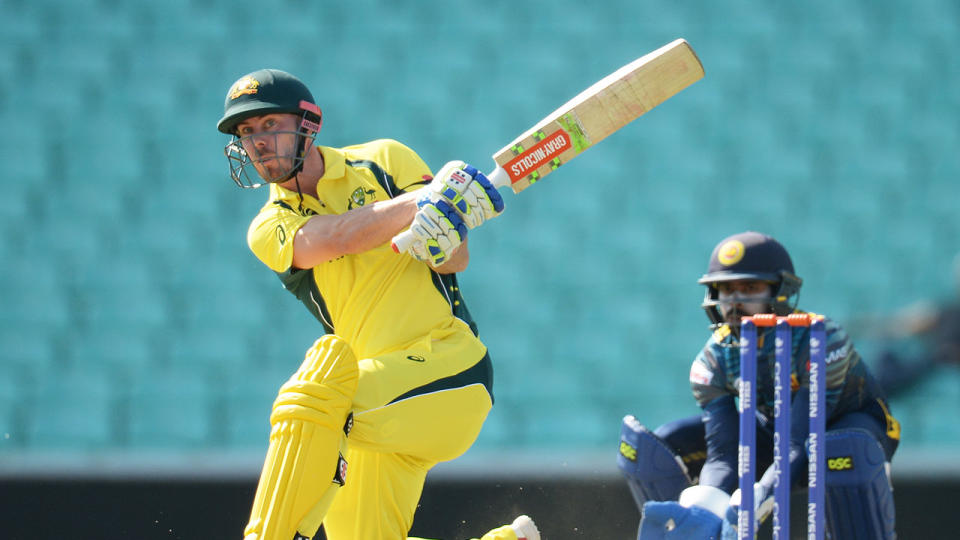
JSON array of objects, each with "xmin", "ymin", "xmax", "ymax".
[{"xmin": 322, "ymin": 332, "xmax": 493, "ymax": 539}]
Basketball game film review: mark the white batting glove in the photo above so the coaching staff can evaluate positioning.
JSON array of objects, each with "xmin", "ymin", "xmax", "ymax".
[
  {"xmin": 405, "ymin": 199, "xmax": 467, "ymax": 266},
  {"xmin": 419, "ymin": 161, "xmax": 504, "ymax": 229}
]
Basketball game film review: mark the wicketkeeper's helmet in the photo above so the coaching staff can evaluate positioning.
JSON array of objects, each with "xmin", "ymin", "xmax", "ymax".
[{"xmin": 698, "ymin": 231, "xmax": 803, "ymax": 329}]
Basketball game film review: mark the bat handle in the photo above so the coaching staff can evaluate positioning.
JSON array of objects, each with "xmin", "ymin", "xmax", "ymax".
[
  {"xmin": 486, "ymin": 165, "xmax": 511, "ymax": 190},
  {"xmin": 392, "ymin": 165, "xmax": 509, "ymax": 255},
  {"xmin": 391, "ymin": 229, "xmax": 415, "ymax": 254}
]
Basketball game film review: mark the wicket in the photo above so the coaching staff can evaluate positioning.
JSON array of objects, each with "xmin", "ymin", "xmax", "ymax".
[{"xmin": 738, "ymin": 313, "xmax": 826, "ymax": 540}]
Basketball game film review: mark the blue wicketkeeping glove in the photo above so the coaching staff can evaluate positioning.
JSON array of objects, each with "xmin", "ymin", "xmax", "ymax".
[{"xmin": 637, "ymin": 486, "xmax": 731, "ymax": 540}]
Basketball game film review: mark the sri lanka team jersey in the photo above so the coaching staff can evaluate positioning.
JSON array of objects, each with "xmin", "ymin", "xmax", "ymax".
[{"xmin": 690, "ymin": 313, "xmax": 898, "ymax": 440}]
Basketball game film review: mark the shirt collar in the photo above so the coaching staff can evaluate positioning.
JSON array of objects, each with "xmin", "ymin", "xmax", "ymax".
[
  {"xmin": 267, "ymin": 145, "xmax": 346, "ymax": 202},
  {"xmin": 317, "ymin": 145, "xmax": 346, "ymax": 181}
]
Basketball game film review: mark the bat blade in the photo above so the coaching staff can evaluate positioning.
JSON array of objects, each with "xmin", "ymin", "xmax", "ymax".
[
  {"xmin": 488, "ymin": 38, "xmax": 704, "ymax": 192},
  {"xmin": 392, "ymin": 39, "xmax": 703, "ymax": 254}
]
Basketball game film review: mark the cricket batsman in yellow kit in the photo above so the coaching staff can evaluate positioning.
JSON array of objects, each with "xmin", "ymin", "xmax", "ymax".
[{"xmin": 216, "ymin": 69, "xmax": 539, "ymax": 540}]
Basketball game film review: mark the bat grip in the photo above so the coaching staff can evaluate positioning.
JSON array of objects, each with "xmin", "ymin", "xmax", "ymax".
[
  {"xmin": 391, "ymin": 229, "xmax": 415, "ymax": 254},
  {"xmin": 393, "ymin": 165, "xmax": 509, "ymax": 255},
  {"xmin": 486, "ymin": 166, "xmax": 510, "ymax": 190}
]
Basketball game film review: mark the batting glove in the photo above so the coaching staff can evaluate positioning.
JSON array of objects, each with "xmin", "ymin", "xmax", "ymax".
[
  {"xmin": 419, "ymin": 160, "xmax": 504, "ymax": 229},
  {"xmin": 405, "ymin": 199, "xmax": 467, "ymax": 266}
]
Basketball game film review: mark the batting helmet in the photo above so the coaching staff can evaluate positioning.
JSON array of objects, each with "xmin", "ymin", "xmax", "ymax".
[
  {"xmin": 217, "ymin": 69, "xmax": 321, "ymax": 134},
  {"xmin": 218, "ymin": 69, "xmax": 323, "ymax": 188},
  {"xmin": 698, "ymin": 231, "xmax": 803, "ymax": 329}
]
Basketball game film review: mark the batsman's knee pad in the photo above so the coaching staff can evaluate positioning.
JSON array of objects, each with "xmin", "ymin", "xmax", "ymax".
[
  {"xmin": 244, "ymin": 335, "xmax": 359, "ymax": 540},
  {"xmin": 824, "ymin": 428, "xmax": 896, "ymax": 540},
  {"xmin": 618, "ymin": 415, "xmax": 692, "ymax": 511}
]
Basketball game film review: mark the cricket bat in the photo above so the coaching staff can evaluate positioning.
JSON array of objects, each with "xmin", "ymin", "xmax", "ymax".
[{"xmin": 392, "ymin": 38, "xmax": 704, "ymax": 253}]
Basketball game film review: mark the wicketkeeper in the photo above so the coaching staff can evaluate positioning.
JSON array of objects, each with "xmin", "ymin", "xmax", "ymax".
[
  {"xmin": 217, "ymin": 68, "xmax": 539, "ymax": 540},
  {"xmin": 617, "ymin": 231, "xmax": 900, "ymax": 539}
]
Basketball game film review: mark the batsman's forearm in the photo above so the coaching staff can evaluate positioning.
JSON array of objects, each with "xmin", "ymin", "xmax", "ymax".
[
  {"xmin": 337, "ymin": 190, "xmax": 421, "ymax": 253},
  {"xmin": 292, "ymin": 191, "xmax": 419, "ymax": 268}
]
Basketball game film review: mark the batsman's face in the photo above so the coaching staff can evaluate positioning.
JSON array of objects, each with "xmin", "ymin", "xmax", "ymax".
[
  {"xmin": 236, "ymin": 114, "xmax": 301, "ymax": 182},
  {"xmin": 716, "ymin": 279, "xmax": 773, "ymax": 321}
]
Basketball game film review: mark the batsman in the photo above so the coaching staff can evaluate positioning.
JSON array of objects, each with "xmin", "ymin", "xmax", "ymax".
[
  {"xmin": 617, "ymin": 232, "xmax": 901, "ymax": 539},
  {"xmin": 216, "ymin": 69, "xmax": 539, "ymax": 540}
]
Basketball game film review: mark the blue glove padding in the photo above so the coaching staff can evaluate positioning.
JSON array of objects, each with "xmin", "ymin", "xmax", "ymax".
[
  {"xmin": 638, "ymin": 501, "xmax": 723, "ymax": 540},
  {"xmin": 421, "ymin": 161, "xmax": 504, "ymax": 229},
  {"xmin": 406, "ymin": 199, "xmax": 467, "ymax": 266},
  {"xmin": 460, "ymin": 163, "xmax": 504, "ymax": 213}
]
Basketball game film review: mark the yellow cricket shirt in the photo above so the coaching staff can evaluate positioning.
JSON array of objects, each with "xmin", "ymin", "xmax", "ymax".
[{"xmin": 246, "ymin": 139, "xmax": 486, "ymax": 363}]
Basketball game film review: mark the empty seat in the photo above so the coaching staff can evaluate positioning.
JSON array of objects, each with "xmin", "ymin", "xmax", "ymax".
[
  {"xmin": 126, "ymin": 366, "xmax": 212, "ymax": 449},
  {"xmin": 27, "ymin": 367, "xmax": 117, "ymax": 449},
  {"xmin": 2, "ymin": 0, "xmax": 960, "ymax": 459},
  {"xmin": 0, "ymin": 327, "xmax": 58, "ymax": 373},
  {"xmin": 219, "ymin": 367, "xmax": 288, "ymax": 448}
]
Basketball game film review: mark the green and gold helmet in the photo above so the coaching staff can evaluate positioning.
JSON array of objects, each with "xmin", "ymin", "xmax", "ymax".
[
  {"xmin": 217, "ymin": 69, "xmax": 320, "ymax": 134},
  {"xmin": 218, "ymin": 69, "xmax": 323, "ymax": 187}
]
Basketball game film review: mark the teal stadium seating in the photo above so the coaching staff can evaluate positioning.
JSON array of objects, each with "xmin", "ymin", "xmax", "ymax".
[{"xmin": 0, "ymin": 0, "xmax": 958, "ymax": 475}]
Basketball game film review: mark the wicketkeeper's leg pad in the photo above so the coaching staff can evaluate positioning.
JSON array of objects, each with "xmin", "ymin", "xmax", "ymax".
[
  {"xmin": 618, "ymin": 415, "xmax": 692, "ymax": 511},
  {"xmin": 824, "ymin": 428, "xmax": 896, "ymax": 540},
  {"xmin": 244, "ymin": 335, "xmax": 359, "ymax": 540}
]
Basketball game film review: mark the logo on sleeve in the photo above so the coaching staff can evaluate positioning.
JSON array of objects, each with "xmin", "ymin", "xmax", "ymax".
[{"xmin": 690, "ymin": 362, "xmax": 714, "ymax": 385}]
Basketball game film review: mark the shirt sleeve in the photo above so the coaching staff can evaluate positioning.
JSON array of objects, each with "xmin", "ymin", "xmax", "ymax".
[
  {"xmin": 246, "ymin": 200, "xmax": 312, "ymax": 273},
  {"xmin": 698, "ymin": 395, "xmax": 740, "ymax": 494},
  {"xmin": 377, "ymin": 139, "xmax": 433, "ymax": 193},
  {"xmin": 690, "ymin": 344, "xmax": 729, "ymax": 407},
  {"xmin": 692, "ymin": 340, "xmax": 740, "ymax": 493}
]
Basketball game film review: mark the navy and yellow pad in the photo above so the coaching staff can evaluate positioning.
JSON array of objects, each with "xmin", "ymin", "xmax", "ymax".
[
  {"xmin": 618, "ymin": 415, "xmax": 692, "ymax": 511},
  {"xmin": 244, "ymin": 335, "xmax": 359, "ymax": 540},
  {"xmin": 824, "ymin": 428, "xmax": 896, "ymax": 540}
]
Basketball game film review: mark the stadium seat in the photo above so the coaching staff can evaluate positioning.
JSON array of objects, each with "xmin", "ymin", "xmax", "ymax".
[
  {"xmin": 27, "ymin": 367, "xmax": 117, "ymax": 449},
  {"xmin": 220, "ymin": 366, "xmax": 288, "ymax": 447},
  {"xmin": 2, "ymin": 0, "xmax": 959, "ymax": 460},
  {"xmin": 126, "ymin": 366, "xmax": 212, "ymax": 448}
]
